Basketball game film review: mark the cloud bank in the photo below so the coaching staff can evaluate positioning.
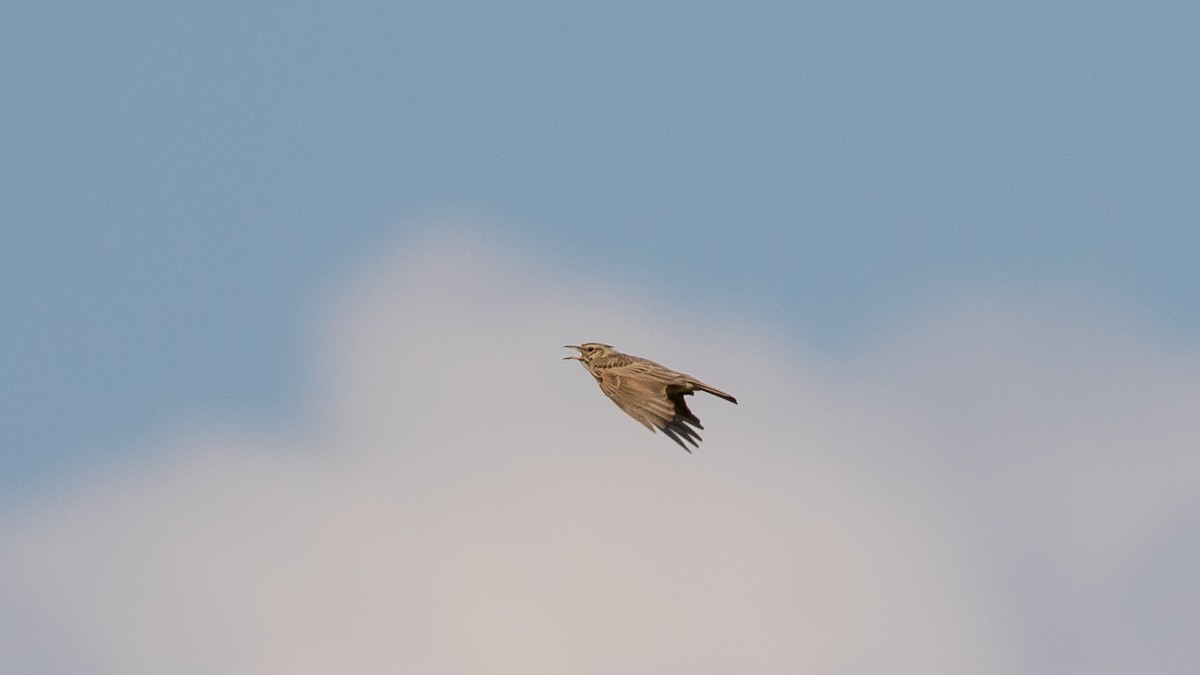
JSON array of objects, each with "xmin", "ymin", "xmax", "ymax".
[{"xmin": 2, "ymin": 229, "xmax": 1197, "ymax": 674}]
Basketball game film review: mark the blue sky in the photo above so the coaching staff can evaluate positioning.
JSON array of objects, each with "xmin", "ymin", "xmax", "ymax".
[
  {"xmin": 3, "ymin": 2, "xmax": 1199, "ymax": 672},
  {"xmin": 4, "ymin": 2, "xmax": 1198, "ymax": 489}
]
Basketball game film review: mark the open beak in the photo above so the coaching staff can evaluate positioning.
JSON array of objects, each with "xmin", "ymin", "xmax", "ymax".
[{"xmin": 562, "ymin": 345, "xmax": 582, "ymax": 360}]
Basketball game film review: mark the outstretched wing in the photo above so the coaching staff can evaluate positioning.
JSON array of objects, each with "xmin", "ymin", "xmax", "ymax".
[{"xmin": 598, "ymin": 361, "xmax": 704, "ymax": 452}]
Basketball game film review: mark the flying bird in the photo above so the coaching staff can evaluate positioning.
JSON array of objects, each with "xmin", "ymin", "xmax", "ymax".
[{"xmin": 563, "ymin": 342, "xmax": 737, "ymax": 452}]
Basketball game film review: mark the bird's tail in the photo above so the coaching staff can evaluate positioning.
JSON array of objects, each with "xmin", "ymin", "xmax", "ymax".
[{"xmin": 694, "ymin": 381, "xmax": 737, "ymax": 404}]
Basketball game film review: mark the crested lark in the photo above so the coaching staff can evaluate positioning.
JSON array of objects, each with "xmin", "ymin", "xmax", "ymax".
[{"xmin": 563, "ymin": 343, "xmax": 737, "ymax": 452}]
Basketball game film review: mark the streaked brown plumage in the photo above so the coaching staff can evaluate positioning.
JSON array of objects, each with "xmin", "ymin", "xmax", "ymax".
[{"xmin": 563, "ymin": 342, "xmax": 737, "ymax": 452}]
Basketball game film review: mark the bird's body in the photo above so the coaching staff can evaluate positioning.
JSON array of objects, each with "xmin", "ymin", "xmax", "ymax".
[{"xmin": 563, "ymin": 343, "xmax": 737, "ymax": 452}]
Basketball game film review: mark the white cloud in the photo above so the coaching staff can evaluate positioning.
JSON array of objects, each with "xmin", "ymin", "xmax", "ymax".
[{"xmin": 2, "ymin": 228, "xmax": 1196, "ymax": 674}]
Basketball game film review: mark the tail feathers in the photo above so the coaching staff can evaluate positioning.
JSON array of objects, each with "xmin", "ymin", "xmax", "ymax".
[{"xmin": 694, "ymin": 381, "xmax": 737, "ymax": 404}]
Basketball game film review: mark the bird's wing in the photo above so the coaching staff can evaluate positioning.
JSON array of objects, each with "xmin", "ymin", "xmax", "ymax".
[
  {"xmin": 598, "ymin": 363, "xmax": 674, "ymax": 429},
  {"xmin": 599, "ymin": 361, "xmax": 704, "ymax": 451}
]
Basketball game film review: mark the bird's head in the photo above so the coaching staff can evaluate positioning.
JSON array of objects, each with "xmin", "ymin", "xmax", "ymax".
[{"xmin": 562, "ymin": 342, "xmax": 613, "ymax": 365}]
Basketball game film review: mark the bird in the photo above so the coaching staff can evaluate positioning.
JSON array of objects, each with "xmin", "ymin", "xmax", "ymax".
[{"xmin": 563, "ymin": 342, "xmax": 737, "ymax": 452}]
